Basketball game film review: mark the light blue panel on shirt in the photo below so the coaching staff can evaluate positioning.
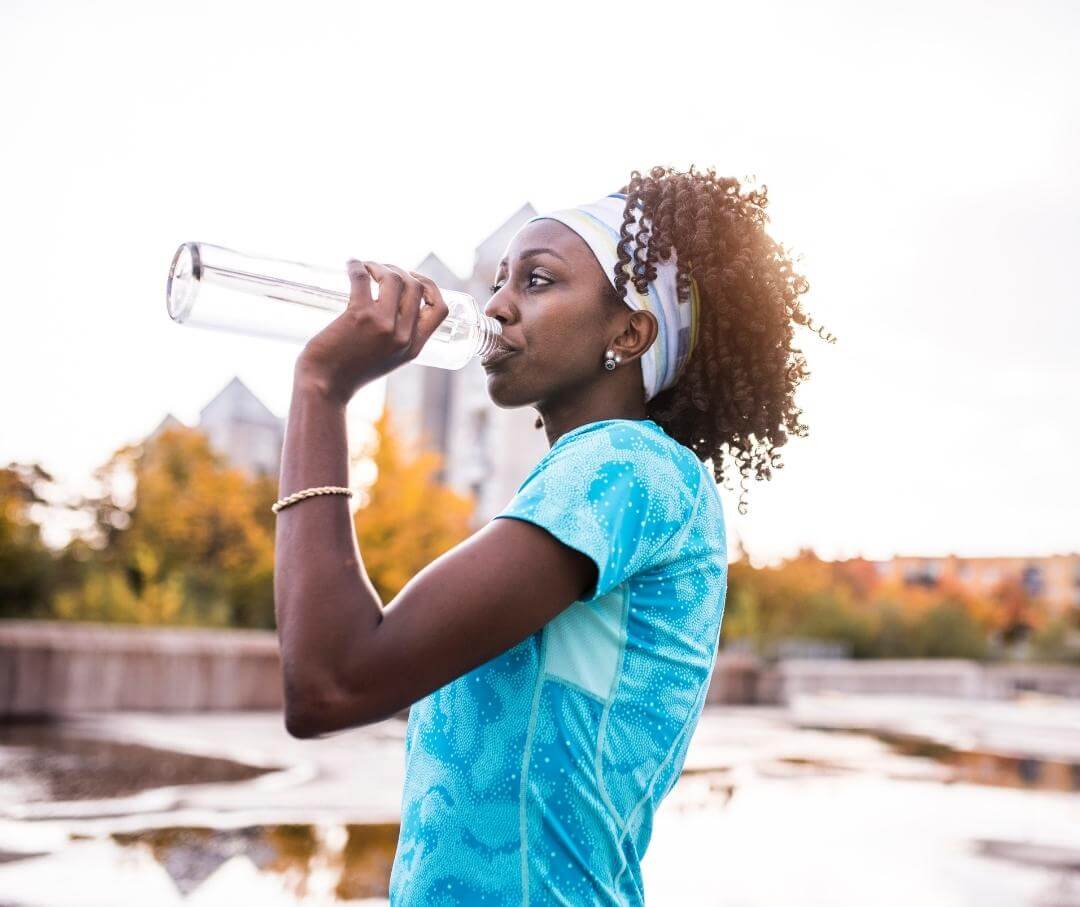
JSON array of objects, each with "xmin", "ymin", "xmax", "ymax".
[{"xmin": 542, "ymin": 585, "xmax": 626, "ymax": 701}]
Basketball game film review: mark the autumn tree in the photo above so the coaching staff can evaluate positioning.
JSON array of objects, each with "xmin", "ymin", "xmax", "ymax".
[
  {"xmin": 723, "ymin": 549, "xmax": 1006, "ymax": 660},
  {"xmin": 724, "ymin": 549, "xmax": 872, "ymax": 658},
  {"xmin": 352, "ymin": 406, "xmax": 476, "ymax": 603},
  {"xmin": 987, "ymin": 576, "xmax": 1047, "ymax": 645},
  {"xmin": 58, "ymin": 426, "xmax": 277, "ymax": 627}
]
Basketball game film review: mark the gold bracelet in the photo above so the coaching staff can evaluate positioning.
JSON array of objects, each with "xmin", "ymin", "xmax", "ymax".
[{"xmin": 271, "ymin": 485, "xmax": 354, "ymax": 514}]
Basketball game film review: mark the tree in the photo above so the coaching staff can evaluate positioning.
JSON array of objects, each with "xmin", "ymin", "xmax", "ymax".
[
  {"xmin": 0, "ymin": 462, "xmax": 58, "ymax": 618},
  {"xmin": 352, "ymin": 407, "xmax": 476, "ymax": 603},
  {"xmin": 987, "ymin": 576, "xmax": 1047, "ymax": 645},
  {"xmin": 59, "ymin": 426, "xmax": 277, "ymax": 627},
  {"xmin": 911, "ymin": 597, "xmax": 990, "ymax": 659}
]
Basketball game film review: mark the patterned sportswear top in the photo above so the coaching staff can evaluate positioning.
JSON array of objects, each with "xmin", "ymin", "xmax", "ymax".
[{"xmin": 389, "ymin": 418, "xmax": 728, "ymax": 905}]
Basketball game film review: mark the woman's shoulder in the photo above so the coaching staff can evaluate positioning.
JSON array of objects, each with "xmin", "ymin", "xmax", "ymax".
[
  {"xmin": 497, "ymin": 417, "xmax": 724, "ymax": 588},
  {"xmin": 542, "ymin": 418, "xmax": 704, "ymax": 488},
  {"xmin": 545, "ymin": 418, "xmax": 690, "ymax": 462},
  {"xmin": 516, "ymin": 418, "xmax": 710, "ymax": 527},
  {"xmin": 551, "ymin": 418, "xmax": 727, "ymax": 568},
  {"xmin": 587, "ymin": 420, "xmax": 726, "ymax": 544}
]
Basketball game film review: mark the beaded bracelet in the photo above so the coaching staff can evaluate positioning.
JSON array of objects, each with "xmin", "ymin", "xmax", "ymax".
[{"xmin": 271, "ymin": 485, "xmax": 354, "ymax": 514}]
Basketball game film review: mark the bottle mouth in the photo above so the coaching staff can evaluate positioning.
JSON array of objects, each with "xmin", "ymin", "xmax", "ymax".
[
  {"xmin": 477, "ymin": 315, "xmax": 504, "ymax": 359},
  {"xmin": 166, "ymin": 242, "xmax": 201, "ymax": 322}
]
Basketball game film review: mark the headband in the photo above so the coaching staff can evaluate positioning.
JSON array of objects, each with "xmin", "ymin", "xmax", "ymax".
[{"xmin": 508, "ymin": 192, "xmax": 701, "ymax": 402}]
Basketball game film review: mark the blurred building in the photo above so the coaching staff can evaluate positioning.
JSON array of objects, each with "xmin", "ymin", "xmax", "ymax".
[
  {"xmin": 149, "ymin": 376, "xmax": 284, "ymax": 479},
  {"xmin": 384, "ymin": 202, "xmax": 549, "ymax": 528},
  {"xmin": 873, "ymin": 554, "xmax": 1080, "ymax": 613}
]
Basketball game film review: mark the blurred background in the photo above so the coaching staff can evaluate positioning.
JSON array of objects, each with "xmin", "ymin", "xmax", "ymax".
[{"xmin": 1, "ymin": 0, "xmax": 1078, "ymax": 904}]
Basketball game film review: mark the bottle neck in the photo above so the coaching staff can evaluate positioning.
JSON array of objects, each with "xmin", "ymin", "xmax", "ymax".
[{"xmin": 475, "ymin": 315, "xmax": 503, "ymax": 359}]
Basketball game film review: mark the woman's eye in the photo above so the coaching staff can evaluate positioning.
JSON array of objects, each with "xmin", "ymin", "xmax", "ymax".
[{"xmin": 489, "ymin": 273, "xmax": 551, "ymax": 294}]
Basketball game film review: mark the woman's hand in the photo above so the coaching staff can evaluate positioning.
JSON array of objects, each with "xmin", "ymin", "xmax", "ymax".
[{"xmin": 295, "ymin": 260, "xmax": 450, "ymax": 404}]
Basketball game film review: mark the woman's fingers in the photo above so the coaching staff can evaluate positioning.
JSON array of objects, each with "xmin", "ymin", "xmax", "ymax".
[
  {"xmin": 379, "ymin": 263, "xmax": 424, "ymax": 346},
  {"xmin": 353, "ymin": 260, "xmax": 404, "ymax": 336},
  {"xmin": 345, "ymin": 259, "xmax": 375, "ymax": 307},
  {"xmin": 408, "ymin": 271, "xmax": 450, "ymax": 357},
  {"xmin": 343, "ymin": 260, "xmax": 448, "ymax": 361}
]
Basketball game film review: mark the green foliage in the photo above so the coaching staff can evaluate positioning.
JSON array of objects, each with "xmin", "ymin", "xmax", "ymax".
[
  {"xmin": 911, "ymin": 599, "xmax": 989, "ymax": 659},
  {"xmin": 1028, "ymin": 614, "xmax": 1080, "ymax": 665},
  {"xmin": 791, "ymin": 592, "xmax": 876, "ymax": 658},
  {"xmin": 0, "ymin": 463, "xmax": 60, "ymax": 618}
]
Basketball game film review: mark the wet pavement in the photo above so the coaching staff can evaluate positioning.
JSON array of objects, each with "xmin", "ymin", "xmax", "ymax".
[
  {"xmin": 0, "ymin": 694, "xmax": 1077, "ymax": 905},
  {"xmin": 0, "ymin": 721, "xmax": 273, "ymax": 804}
]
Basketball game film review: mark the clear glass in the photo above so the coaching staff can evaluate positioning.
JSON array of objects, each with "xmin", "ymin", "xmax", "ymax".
[{"xmin": 165, "ymin": 242, "xmax": 503, "ymax": 369}]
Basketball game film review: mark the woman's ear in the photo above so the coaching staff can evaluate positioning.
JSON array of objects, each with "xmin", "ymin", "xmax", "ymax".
[{"xmin": 614, "ymin": 310, "xmax": 659, "ymax": 362}]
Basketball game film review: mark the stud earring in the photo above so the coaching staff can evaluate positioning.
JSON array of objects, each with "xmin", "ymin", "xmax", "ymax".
[{"xmin": 604, "ymin": 349, "xmax": 621, "ymax": 371}]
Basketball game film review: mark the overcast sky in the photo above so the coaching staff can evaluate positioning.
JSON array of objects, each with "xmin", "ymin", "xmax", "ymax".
[{"xmin": 2, "ymin": 0, "xmax": 1077, "ymax": 564}]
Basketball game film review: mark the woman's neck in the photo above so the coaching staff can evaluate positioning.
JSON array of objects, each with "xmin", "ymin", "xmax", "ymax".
[{"xmin": 538, "ymin": 397, "xmax": 649, "ymax": 449}]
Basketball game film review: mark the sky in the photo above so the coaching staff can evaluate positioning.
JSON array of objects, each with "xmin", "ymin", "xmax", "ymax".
[{"xmin": 2, "ymin": 0, "xmax": 1077, "ymax": 565}]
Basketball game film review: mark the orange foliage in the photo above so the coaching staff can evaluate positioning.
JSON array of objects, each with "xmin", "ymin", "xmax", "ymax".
[
  {"xmin": 724, "ymin": 549, "xmax": 1053, "ymax": 659},
  {"xmin": 57, "ymin": 425, "xmax": 277, "ymax": 627},
  {"xmin": 352, "ymin": 406, "xmax": 476, "ymax": 603}
]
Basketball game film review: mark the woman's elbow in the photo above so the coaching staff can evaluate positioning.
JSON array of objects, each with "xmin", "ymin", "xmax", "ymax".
[
  {"xmin": 284, "ymin": 706, "xmax": 324, "ymax": 739},
  {"xmin": 282, "ymin": 677, "xmax": 383, "ymax": 738},
  {"xmin": 282, "ymin": 678, "xmax": 332, "ymax": 738}
]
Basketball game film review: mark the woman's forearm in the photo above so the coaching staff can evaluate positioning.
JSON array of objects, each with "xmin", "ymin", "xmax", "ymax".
[{"xmin": 273, "ymin": 363, "xmax": 383, "ymax": 736}]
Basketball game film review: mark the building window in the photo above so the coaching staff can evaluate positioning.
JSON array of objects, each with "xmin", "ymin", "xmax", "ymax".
[
  {"xmin": 903, "ymin": 560, "xmax": 941, "ymax": 588},
  {"xmin": 1021, "ymin": 565, "xmax": 1045, "ymax": 598}
]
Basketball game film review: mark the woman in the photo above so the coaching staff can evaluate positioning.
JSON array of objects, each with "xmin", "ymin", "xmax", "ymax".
[{"xmin": 273, "ymin": 164, "xmax": 832, "ymax": 904}]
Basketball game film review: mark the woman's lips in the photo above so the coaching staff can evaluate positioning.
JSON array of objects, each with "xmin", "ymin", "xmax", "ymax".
[{"xmin": 481, "ymin": 345, "xmax": 518, "ymax": 368}]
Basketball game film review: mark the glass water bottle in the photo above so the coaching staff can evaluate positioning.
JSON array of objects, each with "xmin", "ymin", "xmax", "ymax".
[{"xmin": 165, "ymin": 242, "xmax": 503, "ymax": 370}]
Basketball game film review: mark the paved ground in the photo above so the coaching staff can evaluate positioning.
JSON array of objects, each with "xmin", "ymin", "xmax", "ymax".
[{"xmin": 0, "ymin": 694, "xmax": 1078, "ymax": 905}]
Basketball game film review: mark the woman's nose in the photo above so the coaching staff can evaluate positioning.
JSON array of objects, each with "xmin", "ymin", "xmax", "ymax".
[{"xmin": 483, "ymin": 286, "xmax": 516, "ymax": 324}]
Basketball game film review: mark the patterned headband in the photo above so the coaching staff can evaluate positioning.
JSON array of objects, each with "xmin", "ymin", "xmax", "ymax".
[{"xmin": 509, "ymin": 192, "xmax": 701, "ymax": 402}]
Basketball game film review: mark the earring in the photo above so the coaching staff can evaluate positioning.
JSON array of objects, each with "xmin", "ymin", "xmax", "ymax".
[{"xmin": 604, "ymin": 349, "xmax": 621, "ymax": 371}]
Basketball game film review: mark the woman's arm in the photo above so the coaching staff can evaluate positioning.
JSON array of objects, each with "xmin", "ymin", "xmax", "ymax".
[
  {"xmin": 275, "ymin": 368, "xmax": 597, "ymax": 738},
  {"xmin": 274, "ymin": 261, "xmax": 597, "ymax": 739},
  {"xmin": 273, "ymin": 363, "xmax": 372, "ymax": 737}
]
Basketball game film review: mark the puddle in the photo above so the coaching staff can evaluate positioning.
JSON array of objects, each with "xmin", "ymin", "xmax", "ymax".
[
  {"xmin": 105, "ymin": 822, "xmax": 399, "ymax": 900},
  {"xmin": 803, "ymin": 724, "xmax": 1080, "ymax": 792},
  {"xmin": 974, "ymin": 838, "xmax": 1080, "ymax": 872},
  {"xmin": 0, "ymin": 720, "xmax": 274, "ymax": 804},
  {"xmin": 0, "ymin": 707, "xmax": 1077, "ymax": 906}
]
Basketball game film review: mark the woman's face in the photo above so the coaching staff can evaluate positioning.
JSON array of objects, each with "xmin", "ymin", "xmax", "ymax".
[{"xmin": 481, "ymin": 218, "xmax": 625, "ymax": 409}]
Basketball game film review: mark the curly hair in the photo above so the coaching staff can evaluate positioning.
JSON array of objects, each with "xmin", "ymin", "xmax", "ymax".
[{"xmin": 613, "ymin": 164, "xmax": 836, "ymax": 515}]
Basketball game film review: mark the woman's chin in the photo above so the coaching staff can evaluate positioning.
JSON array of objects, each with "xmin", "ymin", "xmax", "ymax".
[
  {"xmin": 483, "ymin": 370, "xmax": 530, "ymax": 408},
  {"xmin": 483, "ymin": 375, "xmax": 514, "ymax": 407}
]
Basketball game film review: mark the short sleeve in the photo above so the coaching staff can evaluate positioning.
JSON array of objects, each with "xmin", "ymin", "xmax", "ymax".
[{"xmin": 492, "ymin": 422, "xmax": 700, "ymax": 604}]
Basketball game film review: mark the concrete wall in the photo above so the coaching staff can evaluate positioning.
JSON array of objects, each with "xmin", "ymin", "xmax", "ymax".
[
  {"xmin": 0, "ymin": 620, "xmax": 284, "ymax": 718},
  {"xmin": 725, "ymin": 656, "xmax": 1080, "ymax": 704},
  {"xmin": 5, "ymin": 621, "xmax": 1079, "ymax": 719}
]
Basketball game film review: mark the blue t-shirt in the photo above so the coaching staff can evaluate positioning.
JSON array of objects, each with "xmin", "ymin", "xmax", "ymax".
[{"xmin": 389, "ymin": 418, "xmax": 728, "ymax": 905}]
